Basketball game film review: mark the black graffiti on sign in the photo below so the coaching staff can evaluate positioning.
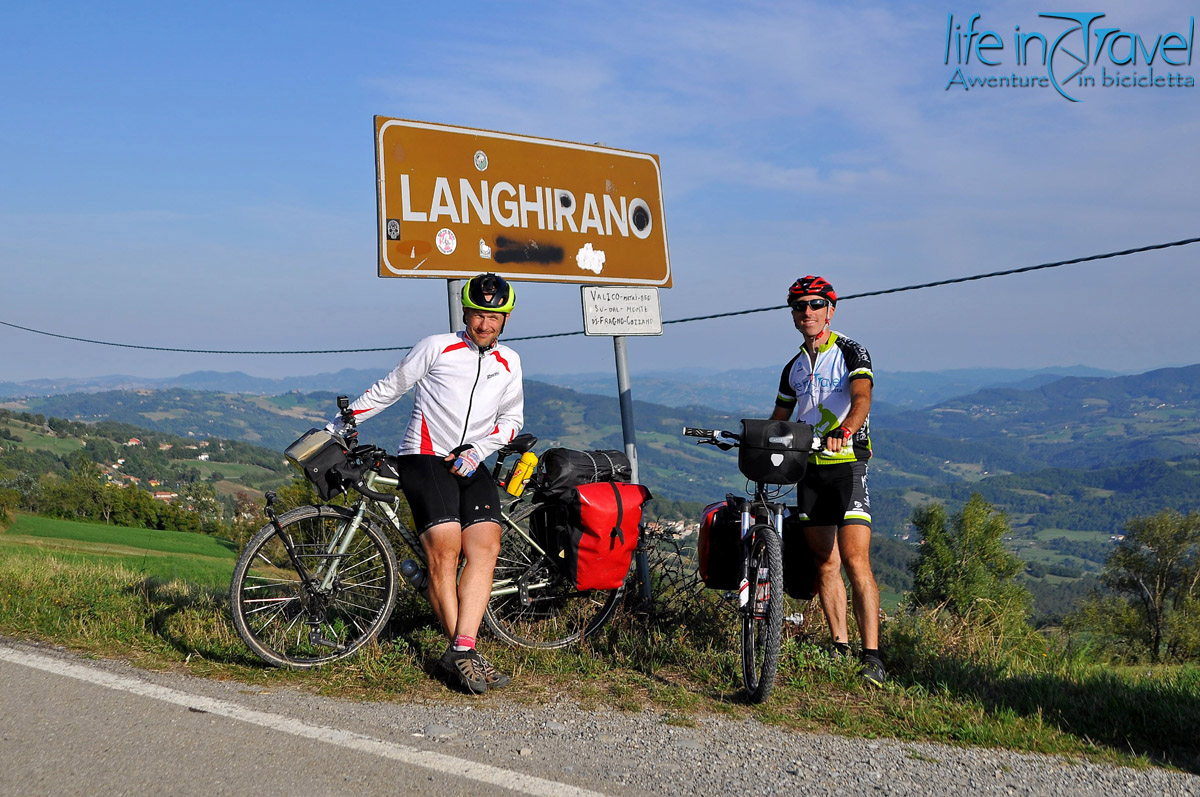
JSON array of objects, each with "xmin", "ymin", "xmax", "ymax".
[{"xmin": 493, "ymin": 237, "xmax": 565, "ymax": 264}]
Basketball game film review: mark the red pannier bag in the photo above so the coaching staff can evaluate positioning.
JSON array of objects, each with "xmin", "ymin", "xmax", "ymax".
[
  {"xmin": 562, "ymin": 481, "xmax": 653, "ymax": 591},
  {"xmin": 697, "ymin": 499, "xmax": 743, "ymax": 591}
]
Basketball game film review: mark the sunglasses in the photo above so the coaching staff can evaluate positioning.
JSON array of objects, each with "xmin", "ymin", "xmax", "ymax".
[{"xmin": 790, "ymin": 298, "xmax": 830, "ymax": 311}]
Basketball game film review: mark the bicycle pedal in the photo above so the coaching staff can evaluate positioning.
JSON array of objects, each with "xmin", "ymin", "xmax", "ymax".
[{"xmin": 308, "ymin": 631, "xmax": 343, "ymax": 650}]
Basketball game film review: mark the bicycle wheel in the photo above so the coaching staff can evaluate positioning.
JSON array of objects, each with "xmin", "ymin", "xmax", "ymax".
[
  {"xmin": 483, "ymin": 502, "xmax": 622, "ymax": 649},
  {"xmin": 741, "ymin": 523, "xmax": 784, "ymax": 703},
  {"xmin": 229, "ymin": 504, "xmax": 399, "ymax": 668}
]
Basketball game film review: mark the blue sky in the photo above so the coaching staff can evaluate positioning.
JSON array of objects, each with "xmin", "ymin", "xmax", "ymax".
[{"xmin": 2, "ymin": 1, "xmax": 1197, "ymax": 384}]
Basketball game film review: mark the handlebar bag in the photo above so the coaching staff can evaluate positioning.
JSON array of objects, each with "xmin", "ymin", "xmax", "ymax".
[
  {"xmin": 284, "ymin": 429, "xmax": 353, "ymax": 500},
  {"xmin": 738, "ymin": 419, "xmax": 814, "ymax": 485},
  {"xmin": 537, "ymin": 448, "xmax": 632, "ymax": 498},
  {"xmin": 561, "ymin": 481, "xmax": 652, "ymax": 591},
  {"xmin": 697, "ymin": 499, "xmax": 742, "ymax": 591}
]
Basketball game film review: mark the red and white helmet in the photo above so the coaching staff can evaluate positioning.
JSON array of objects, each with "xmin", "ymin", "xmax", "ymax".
[{"xmin": 787, "ymin": 275, "xmax": 837, "ymax": 307}]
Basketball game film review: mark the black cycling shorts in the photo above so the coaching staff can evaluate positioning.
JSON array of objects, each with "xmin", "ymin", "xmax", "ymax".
[
  {"xmin": 793, "ymin": 460, "xmax": 871, "ymax": 529},
  {"xmin": 395, "ymin": 454, "xmax": 503, "ymax": 534}
]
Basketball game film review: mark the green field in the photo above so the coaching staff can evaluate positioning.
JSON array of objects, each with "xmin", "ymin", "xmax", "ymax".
[
  {"xmin": 1034, "ymin": 528, "xmax": 1112, "ymax": 542},
  {"xmin": 1, "ymin": 420, "xmax": 86, "ymax": 457},
  {"xmin": 185, "ymin": 458, "xmax": 284, "ymax": 486},
  {"xmin": 1, "ymin": 515, "xmax": 238, "ymax": 589}
]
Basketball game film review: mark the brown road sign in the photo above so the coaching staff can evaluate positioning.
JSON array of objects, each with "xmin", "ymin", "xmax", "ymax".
[{"xmin": 375, "ymin": 117, "xmax": 671, "ymax": 287}]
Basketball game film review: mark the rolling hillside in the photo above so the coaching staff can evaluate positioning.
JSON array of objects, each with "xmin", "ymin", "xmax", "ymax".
[
  {"xmin": 8, "ymin": 364, "xmax": 1200, "ymax": 536},
  {"xmin": 6, "ymin": 364, "xmax": 1200, "ymax": 624}
]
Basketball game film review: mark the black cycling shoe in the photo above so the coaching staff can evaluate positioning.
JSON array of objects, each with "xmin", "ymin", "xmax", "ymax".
[
  {"xmin": 438, "ymin": 647, "xmax": 488, "ymax": 694},
  {"xmin": 859, "ymin": 654, "xmax": 886, "ymax": 687},
  {"xmin": 473, "ymin": 650, "xmax": 511, "ymax": 690}
]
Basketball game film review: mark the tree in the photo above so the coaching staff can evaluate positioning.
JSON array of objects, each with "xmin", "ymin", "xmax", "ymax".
[
  {"xmin": 909, "ymin": 493, "xmax": 1031, "ymax": 621},
  {"xmin": 0, "ymin": 487, "xmax": 18, "ymax": 528},
  {"xmin": 890, "ymin": 495, "xmax": 1039, "ymax": 671},
  {"xmin": 1099, "ymin": 510, "xmax": 1200, "ymax": 662},
  {"xmin": 180, "ymin": 482, "xmax": 223, "ymax": 534}
]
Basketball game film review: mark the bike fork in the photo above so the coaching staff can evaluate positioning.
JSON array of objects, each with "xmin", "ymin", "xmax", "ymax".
[{"xmin": 265, "ymin": 492, "xmax": 314, "ymax": 585}]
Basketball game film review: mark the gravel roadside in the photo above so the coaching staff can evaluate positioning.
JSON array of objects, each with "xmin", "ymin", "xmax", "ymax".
[{"xmin": 14, "ymin": 641, "xmax": 1198, "ymax": 797}]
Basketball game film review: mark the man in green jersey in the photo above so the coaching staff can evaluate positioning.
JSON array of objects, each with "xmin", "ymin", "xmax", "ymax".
[{"xmin": 769, "ymin": 275, "xmax": 885, "ymax": 686}]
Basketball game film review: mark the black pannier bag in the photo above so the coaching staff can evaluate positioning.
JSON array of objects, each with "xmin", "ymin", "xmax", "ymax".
[
  {"xmin": 697, "ymin": 498, "xmax": 743, "ymax": 591},
  {"xmin": 528, "ymin": 501, "xmax": 568, "ymax": 558},
  {"xmin": 537, "ymin": 448, "xmax": 632, "ymax": 497},
  {"xmin": 284, "ymin": 428, "xmax": 352, "ymax": 501},
  {"xmin": 782, "ymin": 514, "xmax": 818, "ymax": 600},
  {"xmin": 737, "ymin": 419, "xmax": 815, "ymax": 485}
]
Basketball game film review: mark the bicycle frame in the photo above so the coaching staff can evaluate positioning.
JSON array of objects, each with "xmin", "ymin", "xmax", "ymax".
[
  {"xmin": 734, "ymin": 488, "xmax": 787, "ymax": 611},
  {"xmin": 314, "ymin": 466, "xmax": 554, "ymax": 604}
]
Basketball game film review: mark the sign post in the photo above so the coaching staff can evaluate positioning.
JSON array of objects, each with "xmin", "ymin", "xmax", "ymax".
[{"xmin": 582, "ymin": 286, "xmax": 663, "ymax": 605}]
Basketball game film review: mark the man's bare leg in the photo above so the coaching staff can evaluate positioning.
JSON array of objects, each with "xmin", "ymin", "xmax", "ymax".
[
  {"xmin": 454, "ymin": 521, "xmax": 502, "ymax": 639},
  {"xmin": 804, "ymin": 524, "xmax": 848, "ymax": 643},
  {"xmin": 421, "ymin": 522, "xmax": 464, "ymax": 638},
  {"xmin": 837, "ymin": 523, "xmax": 879, "ymax": 650}
]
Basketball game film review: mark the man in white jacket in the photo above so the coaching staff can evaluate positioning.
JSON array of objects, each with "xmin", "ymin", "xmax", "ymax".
[{"xmin": 330, "ymin": 273, "xmax": 523, "ymax": 693}]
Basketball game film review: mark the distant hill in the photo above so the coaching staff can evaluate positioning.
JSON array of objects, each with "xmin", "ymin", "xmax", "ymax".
[
  {"xmin": 3, "ymin": 364, "xmax": 1122, "ymax": 409},
  {"xmin": 12, "ymin": 382, "xmax": 747, "ymax": 504},
  {"xmin": 877, "ymin": 364, "xmax": 1200, "ymax": 473},
  {"xmin": 7, "ymin": 364, "xmax": 1200, "ymax": 625},
  {"xmin": 11, "ymin": 364, "xmax": 1200, "ymax": 513},
  {"xmin": 529, "ymin": 365, "xmax": 1123, "ymax": 413},
  {"xmin": 0, "ymin": 369, "xmax": 390, "ymax": 399}
]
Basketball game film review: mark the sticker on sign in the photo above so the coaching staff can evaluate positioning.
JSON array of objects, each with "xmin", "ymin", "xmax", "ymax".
[
  {"xmin": 581, "ymin": 287, "xmax": 663, "ymax": 336},
  {"xmin": 376, "ymin": 118, "xmax": 670, "ymax": 287}
]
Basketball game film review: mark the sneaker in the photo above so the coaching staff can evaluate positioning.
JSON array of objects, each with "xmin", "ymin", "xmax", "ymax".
[
  {"xmin": 829, "ymin": 641, "xmax": 853, "ymax": 658},
  {"xmin": 438, "ymin": 647, "xmax": 488, "ymax": 694},
  {"xmin": 473, "ymin": 650, "xmax": 511, "ymax": 690},
  {"xmin": 860, "ymin": 654, "xmax": 886, "ymax": 687}
]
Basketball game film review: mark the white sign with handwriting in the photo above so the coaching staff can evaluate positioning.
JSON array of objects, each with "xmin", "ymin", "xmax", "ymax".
[{"xmin": 580, "ymin": 286, "xmax": 662, "ymax": 336}]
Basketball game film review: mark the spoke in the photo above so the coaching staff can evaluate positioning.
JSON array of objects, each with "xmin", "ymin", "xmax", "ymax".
[{"xmin": 242, "ymin": 578, "xmax": 301, "ymax": 590}]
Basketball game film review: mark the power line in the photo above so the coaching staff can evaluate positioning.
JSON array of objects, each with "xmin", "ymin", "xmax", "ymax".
[
  {"xmin": 0, "ymin": 320, "xmax": 414, "ymax": 355},
  {"xmin": 659, "ymin": 235, "xmax": 1200, "ymax": 326},
  {"xmin": 2, "ymin": 235, "xmax": 1197, "ymax": 354}
]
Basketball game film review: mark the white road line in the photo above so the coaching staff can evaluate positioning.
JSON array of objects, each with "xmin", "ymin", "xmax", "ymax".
[{"xmin": 0, "ymin": 646, "xmax": 608, "ymax": 797}]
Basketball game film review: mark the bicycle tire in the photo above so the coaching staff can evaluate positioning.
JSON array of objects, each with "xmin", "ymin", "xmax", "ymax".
[
  {"xmin": 483, "ymin": 501, "xmax": 622, "ymax": 649},
  {"xmin": 741, "ymin": 523, "xmax": 784, "ymax": 703},
  {"xmin": 229, "ymin": 504, "xmax": 399, "ymax": 669}
]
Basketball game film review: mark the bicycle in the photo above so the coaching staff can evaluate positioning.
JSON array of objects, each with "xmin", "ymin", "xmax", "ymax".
[
  {"xmin": 229, "ymin": 398, "xmax": 624, "ymax": 668},
  {"xmin": 682, "ymin": 420, "xmax": 819, "ymax": 703}
]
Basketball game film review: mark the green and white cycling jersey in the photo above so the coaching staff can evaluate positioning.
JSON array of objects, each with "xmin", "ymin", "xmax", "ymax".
[{"xmin": 775, "ymin": 331, "xmax": 873, "ymax": 465}]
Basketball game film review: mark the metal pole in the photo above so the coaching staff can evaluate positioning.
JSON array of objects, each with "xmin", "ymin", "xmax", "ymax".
[
  {"xmin": 614, "ymin": 335, "xmax": 652, "ymax": 605},
  {"xmin": 448, "ymin": 279, "xmax": 464, "ymax": 333}
]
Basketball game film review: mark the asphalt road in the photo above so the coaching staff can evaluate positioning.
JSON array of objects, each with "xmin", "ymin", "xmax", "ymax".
[{"xmin": 3, "ymin": 640, "xmax": 1199, "ymax": 796}]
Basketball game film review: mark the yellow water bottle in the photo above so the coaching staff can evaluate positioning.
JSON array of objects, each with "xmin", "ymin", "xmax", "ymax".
[{"xmin": 505, "ymin": 451, "xmax": 539, "ymax": 497}]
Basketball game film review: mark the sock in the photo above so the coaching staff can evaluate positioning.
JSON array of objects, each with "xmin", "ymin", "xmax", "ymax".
[
  {"xmin": 452, "ymin": 634, "xmax": 476, "ymax": 652},
  {"xmin": 862, "ymin": 647, "xmax": 880, "ymax": 660},
  {"xmin": 833, "ymin": 641, "xmax": 851, "ymax": 656}
]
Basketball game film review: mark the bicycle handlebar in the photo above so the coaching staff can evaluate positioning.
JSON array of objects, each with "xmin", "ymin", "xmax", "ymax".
[
  {"xmin": 682, "ymin": 425, "xmax": 825, "ymax": 453},
  {"xmin": 352, "ymin": 476, "xmax": 396, "ymax": 504},
  {"xmin": 682, "ymin": 426, "xmax": 740, "ymax": 441}
]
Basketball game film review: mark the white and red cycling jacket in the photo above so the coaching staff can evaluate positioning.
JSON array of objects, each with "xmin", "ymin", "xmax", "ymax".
[{"xmin": 329, "ymin": 331, "xmax": 524, "ymax": 460}]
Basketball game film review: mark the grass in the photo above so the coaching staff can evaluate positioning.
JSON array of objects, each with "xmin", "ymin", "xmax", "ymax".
[
  {"xmin": 185, "ymin": 460, "xmax": 279, "ymax": 482},
  {"xmin": 2, "ymin": 515, "xmax": 237, "ymax": 589},
  {"xmin": 2, "ymin": 514, "xmax": 1199, "ymax": 774},
  {"xmin": 1033, "ymin": 528, "xmax": 1112, "ymax": 542},
  {"xmin": 2, "ymin": 421, "xmax": 86, "ymax": 457}
]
